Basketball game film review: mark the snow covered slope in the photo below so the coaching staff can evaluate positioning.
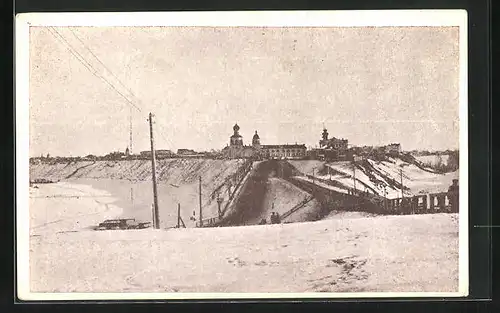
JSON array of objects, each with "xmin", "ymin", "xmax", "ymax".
[
  {"xmin": 288, "ymin": 157, "xmax": 457, "ymax": 199},
  {"xmin": 29, "ymin": 159, "xmax": 244, "ymax": 227}
]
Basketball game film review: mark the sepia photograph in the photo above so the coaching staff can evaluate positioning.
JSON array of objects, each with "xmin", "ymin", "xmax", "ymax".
[{"xmin": 16, "ymin": 10, "xmax": 468, "ymax": 300}]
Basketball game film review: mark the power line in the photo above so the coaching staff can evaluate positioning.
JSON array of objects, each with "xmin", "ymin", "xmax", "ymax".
[
  {"xmin": 49, "ymin": 27, "xmax": 176, "ymax": 151},
  {"xmin": 67, "ymin": 27, "xmax": 143, "ymax": 112},
  {"xmin": 147, "ymin": 113, "xmax": 175, "ymax": 150},
  {"xmin": 47, "ymin": 27, "xmax": 142, "ymax": 113},
  {"xmin": 67, "ymin": 27, "xmax": 144, "ymax": 152},
  {"xmin": 67, "ymin": 28, "xmax": 179, "ymax": 150}
]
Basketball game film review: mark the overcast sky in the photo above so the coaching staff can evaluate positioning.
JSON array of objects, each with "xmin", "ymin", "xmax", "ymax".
[{"xmin": 28, "ymin": 26, "xmax": 460, "ymax": 157}]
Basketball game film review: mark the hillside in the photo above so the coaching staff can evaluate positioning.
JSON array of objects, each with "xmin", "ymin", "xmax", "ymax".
[
  {"xmin": 29, "ymin": 159, "xmax": 244, "ymax": 227},
  {"xmin": 289, "ymin": 156, "xmax": 458, "ymax": 199},
  {"xmin": 30, "ymin": 158, "xmax": 242, "ymax": 185}
]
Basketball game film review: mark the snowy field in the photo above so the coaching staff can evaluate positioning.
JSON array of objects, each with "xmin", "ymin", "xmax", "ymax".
[
  {"xmin": 28, "ymin": 183, "xmax": 459, "ymax": 294},
  {"xmin": 29, "ymin": 182, "xmax": 123, "ymax": 236}
]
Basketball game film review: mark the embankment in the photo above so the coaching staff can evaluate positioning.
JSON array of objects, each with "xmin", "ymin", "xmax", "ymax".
[
  {"xmin": 30, "ymin": 159, "xmax": 242, "ymax": 185},
  {"xmin": 30, "ymin": 159, "xmax": 244, "ymax": 228}
]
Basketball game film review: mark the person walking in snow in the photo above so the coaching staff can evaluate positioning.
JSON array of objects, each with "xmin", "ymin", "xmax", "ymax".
[{"xmin": 275, "ymin": 212, "xmax": 281, "ymax": 224}]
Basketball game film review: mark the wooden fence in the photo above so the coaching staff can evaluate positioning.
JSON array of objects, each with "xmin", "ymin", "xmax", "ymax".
[{"xmin": 385, "ymin": 191, "xmax": 459, "ymax": 214}]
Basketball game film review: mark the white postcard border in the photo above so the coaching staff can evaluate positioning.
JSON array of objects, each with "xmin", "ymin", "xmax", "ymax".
[{"xmin": 16, "ymin": 9, "xmax": 469, "ymax": 300}]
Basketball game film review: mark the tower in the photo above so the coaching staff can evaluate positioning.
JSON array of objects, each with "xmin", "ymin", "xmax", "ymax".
[
  {"xmin": 230, "ymin": 123, "xmax": 243, "ymax": 147},
  {"xmin": 320, "ymin": 127, "xmax": 329, "ymax": 148},
  {"xmin": 129, "ymin": 106, "xmax": 133, "ymax": 155},
  {"xmin": 252, "ymin": 130, "xmax": 261, "ymax": 149}
]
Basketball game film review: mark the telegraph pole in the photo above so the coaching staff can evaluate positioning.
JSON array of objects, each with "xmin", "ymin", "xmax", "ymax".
[
  {"xmin": 353, "ymin": 162, "xmax": 357, "ymax": 194},
  {"xmin": 177, "ymin": 203, "xmax": 181, "ymax": 228},
  {"xmin": 400, "ymin": 168, "xmax": 404, "ymax": 199},
  {"xmin": 217, "ymin": 191, "xmax": 223, "ymax": 219},
  {"xmin": 129, "ymin": 106, "xmax": 133, "ymax": 154},
  {"xmin": 199, "ymin": 176, "xmax": 203, "ymax": 227},
  {"xmin": 384, "ymin": 186, "xmax": 388, "ymax": 211},
  {"xmin": 149, "ymin": 113, "xmax": 160, "ymax": 229}
]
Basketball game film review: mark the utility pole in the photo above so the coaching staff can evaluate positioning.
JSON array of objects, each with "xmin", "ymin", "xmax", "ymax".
[
  {"xmin": 129, "ymin": 106, "xmax": 133, "ymax": 154},
  {"xmin": 177, "ymin": 203, "xmax": 181, "ymax": 228},
  {"xmin": 353, "ymin": 163, "xmax": 357, "ymax": 194},
  {"xmin": 199, "ymin": 176, "xmax": 203, "ymax": 227},
  {"xmin": 148, "ymin": 113, "xmax": 160, "ymax": 229},
  {"xmin": 217, "ymin": 191, "xmax": 224, "ymax": 219},
  {"xmin": 384, "ymin": 186, "xmax": 388, "ymax": 211},
  {"xmin": 151, "ymin": 204, "xmax": 156, "ymax": 227},
  {"xmin": 400, "ymin": 168, "xmax": 404, "ymax": 200},
  {"xmin": 312, "ymin": 168, "xmax": 315, "ymax": 185}
]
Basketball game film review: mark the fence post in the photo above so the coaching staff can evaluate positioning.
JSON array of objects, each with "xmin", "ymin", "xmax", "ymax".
[
  {"xmin": 451, "ymin": 192, "xmax": 459, "ymax": 212},
  {"xmin": 438, "ymin": 194, "xmax": 445, "ymax": 212}
]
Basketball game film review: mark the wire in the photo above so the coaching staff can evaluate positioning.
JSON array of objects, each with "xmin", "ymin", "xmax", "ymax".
[
  {"xmin": 67, "ymin": 28, "xmax": 179, "ymax": 150},
  {"xmin": 67, "ymin": 27, "xmax": 143, "ymax": 113},
  {"xmin": 148, "ymin": 114, "xmax": 175, "ymax": 150},
  {"xmin": 50, "ymin": 27, "xmax": 176, "ymax": 151},
  {"xmin": 47, "ymin": 27, "xmax": 142, "ymax": 113}
]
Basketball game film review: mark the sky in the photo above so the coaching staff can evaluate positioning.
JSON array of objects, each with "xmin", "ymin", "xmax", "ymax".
[{"xmin": 28, "ymin": 26, "xmax": 461, "ymax": 157}]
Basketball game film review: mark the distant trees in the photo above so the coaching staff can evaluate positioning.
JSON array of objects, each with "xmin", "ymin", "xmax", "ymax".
[
  {"xmin": 447, "ymin": 150, "xmax": 460, "ymax": 171},
  {"xmin": 420, "ymin": 150, "xmax": 459, "ymax": 173}
]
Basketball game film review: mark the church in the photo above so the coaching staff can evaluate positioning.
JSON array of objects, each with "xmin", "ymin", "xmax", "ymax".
[{"xmin": 222, "ymin": 123, "xmax": 307, "ymax": 160}]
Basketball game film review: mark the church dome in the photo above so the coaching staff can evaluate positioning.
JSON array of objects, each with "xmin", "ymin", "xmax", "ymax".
[
  {"xmin": 233, "ymin": 123, "xmax": 240, "ymax": 132},
  {"xmin": 253, "ymin": 131, "xmax": 260, "ymax": 140}
]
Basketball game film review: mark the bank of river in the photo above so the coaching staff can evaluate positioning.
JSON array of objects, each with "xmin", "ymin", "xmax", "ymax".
[
  {"xmin": 61, "ymin": 178, "xmax": 217, "ymax": 228},
  {"xmin": 29, "ymin": 182, "xmax": 123, "ymax": 236}
]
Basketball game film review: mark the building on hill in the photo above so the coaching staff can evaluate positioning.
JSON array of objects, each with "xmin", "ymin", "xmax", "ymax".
[
  {"xmin": 385, "ymin": 143, "xmax": 402, "ymax": 156},
  {"xmin": 262, "ymin": 144, "xmax": 307, "ymax": 159},
  {"xmin": 140, "ymin": 149, "xmax": 175, "ymax": 158},
  {"xmin": 177, "ymin": 149, "xmax": 205, "ymax": 158},
  {"xmin": 316, "ymin": 127, "xmax": 350, "ymax": 161},
  {"xmin": 221, "ymin": 124, "xmax": 306, "ymax": 159},
  {"xmin": 177, "ymin": 149, "xmax": 197, "ymax": 155},
  {"xmin": 222, "ymin": 124, "xmax": 256, "ymax": 159},
  {"xmin": 103, "ymin": 151, "xmax": 126, "ymax": 160}
]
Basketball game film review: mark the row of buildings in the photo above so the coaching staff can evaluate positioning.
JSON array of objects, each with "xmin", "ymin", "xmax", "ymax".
[
  {"xmin": 31, "ymin": 124, "xmax": 402, "ymax": 163},
  {"xmin": 221, "ymin": 124, "xmax": 308, "ymax": 159},
  {"xmin": 220, "ymin": 123, "xmax": 402, "ymax": 161}
]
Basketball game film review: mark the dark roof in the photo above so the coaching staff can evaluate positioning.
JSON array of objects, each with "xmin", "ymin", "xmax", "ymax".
[
  {"xmin": 177, "ymin": 149, "xmax": 197, "ymax": 154},
  {"xmin": 262, "ymin": 144, "xmax": 306, "ymax": 149}
]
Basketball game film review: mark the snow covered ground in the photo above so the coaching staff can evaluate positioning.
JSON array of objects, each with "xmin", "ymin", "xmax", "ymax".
[
  {"xmin": 29, "ymin": 159, "xmax": 247, "ymax": 229},
  {"xmin": 27, "ymin": 183, "xmax": 460, "ymax": 295},
  {"xmin": 289, "ymin": 159, "xmax": 458, "ymax": 199},
  {"xmin": 246, "ymin": 177, "xmax": 321, "ymax": 224},
  {"xmin": 416, "ymin": 155, "xmax": 451, "ymax": 167},
  {"xmin": 29, "ymin": 182, "xmax": 122, "ymax": 236}
]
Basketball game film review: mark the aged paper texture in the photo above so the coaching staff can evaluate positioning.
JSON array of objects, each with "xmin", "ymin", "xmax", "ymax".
[{"xmin": 16, "ymin": 10, "xmax": 468, "ymax": 300}]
